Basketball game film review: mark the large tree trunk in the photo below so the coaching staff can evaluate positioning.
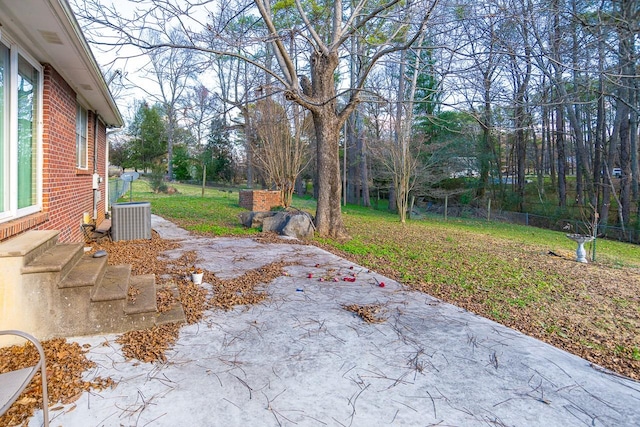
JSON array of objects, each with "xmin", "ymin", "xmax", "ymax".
[
  {"xmin": 311, "ymin": 51, "xmax": 348, "ymax": 239},
  {"xmin": 314, "ymin": 112, "xmax": 347, "ymax": 237}
]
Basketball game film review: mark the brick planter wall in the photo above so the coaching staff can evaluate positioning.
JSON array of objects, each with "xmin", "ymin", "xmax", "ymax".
[{"xmin": 239, "ymin": 190, "xmax": 282, "ymax": 211}]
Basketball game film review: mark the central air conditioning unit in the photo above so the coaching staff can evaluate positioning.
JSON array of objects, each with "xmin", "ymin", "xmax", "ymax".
[{"xmin": 111, "ymin": 202, "xmax": 152, "ymax": 241}]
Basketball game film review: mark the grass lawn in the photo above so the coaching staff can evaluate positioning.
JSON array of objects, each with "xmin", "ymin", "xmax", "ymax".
[{"xmin": 120, "ymin": 179, "xmax": 640, "ymax": 380}]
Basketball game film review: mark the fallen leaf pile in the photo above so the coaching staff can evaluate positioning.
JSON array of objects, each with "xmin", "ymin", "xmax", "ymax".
[
  {"xmin": 162, "ymin": 251, "xmax": 210, "ymax": 324},
  {"xmin": 156, "ymin": 287, "xmax": 177, "ymax": 313},
  {"xmin": 0, "ymin": 338, "xmax": 114, "ymax": 426},
  {"xmin": 90, "ymin": 231, "xmax": 181, "ymax": 276},
  {"xmin": 210, "ymin": 262, "xmax": 290, "ymax": 310},
  {"xmin": 168, "ymin": 250, "xmax": 198, "ymax": 274},
  {"xmin": 115, "ymin": 323, "xmax": 181, "ymax": 363},
  {"xmin": 177, "ymin": 278, "xmax": 209, "ymax": 324},
  {"xmin": 343, "ymin": 304, "xmax": 386, "ymax": 323}
]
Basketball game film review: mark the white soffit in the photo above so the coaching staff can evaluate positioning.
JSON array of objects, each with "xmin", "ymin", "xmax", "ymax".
[{"xmin": 0, "ymin": 0, "xmax": 123, "ymax": 127}]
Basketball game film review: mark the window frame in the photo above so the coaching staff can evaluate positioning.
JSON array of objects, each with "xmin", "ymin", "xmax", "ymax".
[
  {"xmin": 0, "ymin": 35, "xmax": 44, "ymax": 223},
  {"xmin": 76, "ymin": 103, "xmax": 88, "ymax": 170}
]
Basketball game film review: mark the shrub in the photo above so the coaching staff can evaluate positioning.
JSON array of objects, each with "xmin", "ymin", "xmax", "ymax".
[{"xmin": 149, "ymin": 166, "xmax": 168, "ymax": 193}]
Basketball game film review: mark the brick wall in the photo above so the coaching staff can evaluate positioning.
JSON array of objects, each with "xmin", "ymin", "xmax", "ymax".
[
  {"xmin": 0, "ymin": 64, "xmax": 108, "ymax": 243},
  {"xmin": 239, "ymin": 190, "xmax": 282, "ymax": 211}
]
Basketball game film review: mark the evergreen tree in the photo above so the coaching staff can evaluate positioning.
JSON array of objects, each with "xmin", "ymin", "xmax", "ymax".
[
  {"xmin": 128, "ymin": 102, "xmax": 167, "ymax": 172},
  {"xmin": 411, "ymin": 42, "xmax": 441, "ymax": 138},
  {"xmin": 202, "ymin": 117, "xmax": 234, "ymax": 183},
  {"xmin": 172, "ymin": 144, "xmax": 191, "ymax": 181}
]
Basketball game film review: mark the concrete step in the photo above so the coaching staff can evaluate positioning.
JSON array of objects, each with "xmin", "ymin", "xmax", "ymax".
[
  {"xmin": 21, "ymin": 243, "xmax": 84, "ymax": 281},
  {"xmin": 91, "ymin": 265, "xmax": 131, "ymax": 302},
  {"xmin": 124, "ymin": 274, "xmax": 157, "ymax": 315},
  {"xmin": 0, "ymin": 230, "xmax": 60, "ymax": 265},
  {"xmin": 60, "ymin": 254, "xmax": 108, "ymax": 289},
  {"xmin": 156, "ymin": 283, "xmax": 186, "ymax": 325},
  {"xmin": 157, "ymin": 304, "xmax": 187, "ymax": 325}
]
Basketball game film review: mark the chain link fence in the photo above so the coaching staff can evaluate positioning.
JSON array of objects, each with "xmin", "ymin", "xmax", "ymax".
[
  {"xmin": 421, "ymin": 203, "xmax": 640, "ymax": 244},
  {"xmin": 108, "ymin": 178, "xmax": 130, "ymax": 206}
]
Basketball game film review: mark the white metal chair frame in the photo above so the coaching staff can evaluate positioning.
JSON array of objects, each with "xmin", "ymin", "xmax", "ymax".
[{"xmin": 0, "ymin": 330, "xmax": 49, "ymax": 426}]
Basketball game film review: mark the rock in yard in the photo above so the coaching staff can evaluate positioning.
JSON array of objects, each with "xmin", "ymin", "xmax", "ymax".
[
  {"xmin": 282, "ymin": 212, "xmax": 314, "ymax": 239},
  {"xmin": 262, "ymin": 212, "xmax": 288, "ymax": 233},
  {"xmin": 240, "ymin": 210, "xmax": 315, "ymax": 240},
  {"xmin": 239, "ymin": 211, "xmax": 279, "ymax": 228}
]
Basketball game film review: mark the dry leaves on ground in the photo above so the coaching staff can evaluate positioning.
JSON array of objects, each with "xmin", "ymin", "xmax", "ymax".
[
  {"xmin": 111, "ymin": 258, "xmax": 290, "ymax": 364},
  {"xmin": 253, "ymin": 231, "xmax": 308, "ymax": 245},
  {"xmin": 115, "ymin": 323, "xmax": 182, "ymax": 364},
  {"xmin": 177, "ymin": 278, "xmax": 209, "ymax": 324},
  {"xmin": 156, "ymin": 287, "xmax": 177, "ymax": 313},
  {"xmin": 210, "ymin": 262, "xmax": 290, "ymax": 310},
  {"xmin": 169, "ymin": 251, "xmax": 210, "ymax": 324},
  {"xmin": 343, "ymin": 304, "xmax": 386, "ymax": 323},
  {"xmin": 0, "ymin": 339, "xmax": 114, "ymax": 426},
  {"xmin": 90, "ymin": 231, "xmax": 181, "ymax": 276},
  {"xmin": 127, "ymin": 284, "xmax": 140, "ymax": 303}
]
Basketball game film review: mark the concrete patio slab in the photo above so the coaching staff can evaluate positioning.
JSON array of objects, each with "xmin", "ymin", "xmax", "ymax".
[{"xmin": 27, "ymin": 215, "xmax": 640, "ymax": 426}]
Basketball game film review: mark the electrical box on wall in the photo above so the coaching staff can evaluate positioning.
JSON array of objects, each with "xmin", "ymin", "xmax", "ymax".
[{"xmin": 92, "ymin": 173, "xmax": 102, "ymax": 190}]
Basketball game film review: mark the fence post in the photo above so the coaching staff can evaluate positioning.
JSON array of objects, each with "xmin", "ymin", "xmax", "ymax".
[
  {"xmin": 202, "ymin": 163, "xmax": 206, "ymax": 198},
  {"xmin": 487, "ymin": 199, "xmax": 491, "ymax": 221},
  {"xmin": 444, "ymin": 195, "xmax": 448, "ymax": 221}
]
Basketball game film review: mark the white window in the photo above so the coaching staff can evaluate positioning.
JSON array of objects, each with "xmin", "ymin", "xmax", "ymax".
[
  {"xmin": 76, "ymin": 103, "xmax": 87, "ymax": 169},
  {"xmin": 0, "ymin": 37, "xmax": 43, "ymax": 222}
]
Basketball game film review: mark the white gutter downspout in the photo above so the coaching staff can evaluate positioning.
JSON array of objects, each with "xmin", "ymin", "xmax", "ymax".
[{"xmin": 92, "ymin": 112, "xmax": 99, "ymax": 220}]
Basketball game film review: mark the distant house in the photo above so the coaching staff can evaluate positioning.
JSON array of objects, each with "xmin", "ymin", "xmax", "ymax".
[
  {"xmin": 449, "ymin": 157, "xmax": 479, "ymax": 178},
  {"xmin": 0, "ymin": 0, "xmax": 123, "ymax": 243}
]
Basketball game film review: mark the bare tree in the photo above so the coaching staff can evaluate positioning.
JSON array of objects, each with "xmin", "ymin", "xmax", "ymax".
[
  {"xmin": 250, "ymin": 97, "xmax": 312, "ymax": 207},
  {"xmin": 183, "ymin": 84, "xmax": 218, "ymax": 149}
]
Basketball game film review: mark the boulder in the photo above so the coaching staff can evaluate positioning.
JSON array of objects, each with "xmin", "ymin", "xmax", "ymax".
[
  {"xmin": 282, "ymin": 212, "xmax": 314, "ymax": 239},
  {"xmin": 239, "ymin": 211, "xmax": 253, "ymax": 227},
  {"xmin": 262, "ymin": 212, "xmax": 288, "ymax": 233},
  {"xmin": 239, "ymin": 210, "xmax": 315, "ymax": 240},
  {"xmin": 239, "ymin": 211, "xmax": 279, "ymax": 228}
]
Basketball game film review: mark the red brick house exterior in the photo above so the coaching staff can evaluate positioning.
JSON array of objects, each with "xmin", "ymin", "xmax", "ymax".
[{"xmin": 0, "ymin": 0, "xmax": 123, "ymax": 243}]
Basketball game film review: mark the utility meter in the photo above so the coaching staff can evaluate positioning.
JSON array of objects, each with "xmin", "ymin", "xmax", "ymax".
[{"xmin": 92, "ymin": 173, "xmax": 102, "ymax": 189}]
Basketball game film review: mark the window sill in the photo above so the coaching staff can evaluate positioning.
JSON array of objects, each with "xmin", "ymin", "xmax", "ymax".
[
  {"xmin": 76, "ymin": 168, "xmax": 91, "ymax": 175},
  {"xmin": 0, "ymin": 212, "xmax": 49, "ymax": 242}
]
